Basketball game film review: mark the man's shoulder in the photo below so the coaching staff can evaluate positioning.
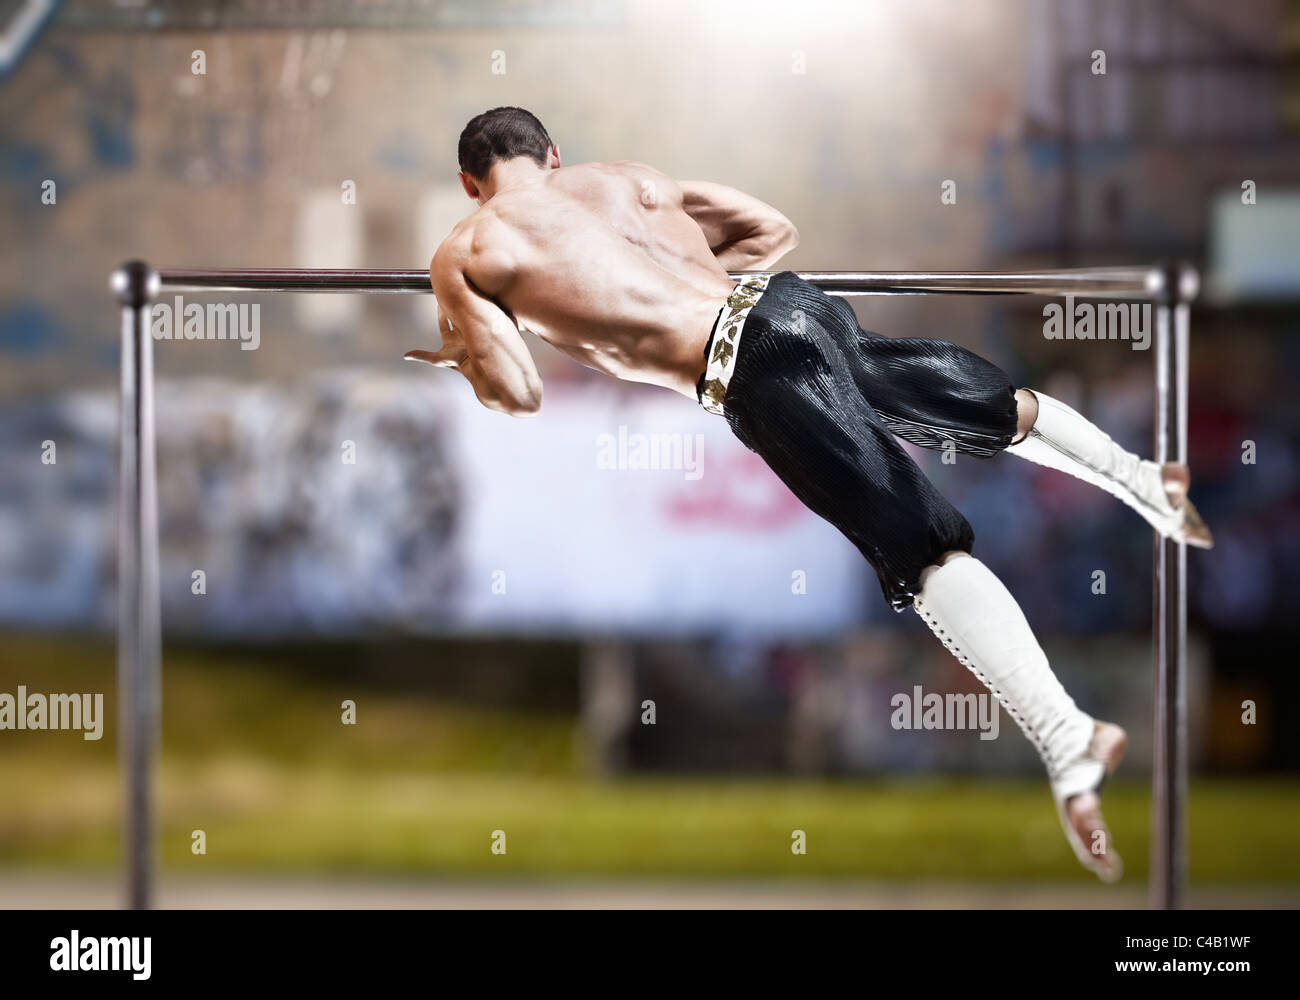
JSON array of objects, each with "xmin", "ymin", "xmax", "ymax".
[
  {"xmin": 431, "ymin": 209, "xmax": 519, "ymax": 293},
  {"xmin": 593, "ymin": 159, "xmax": 674, "ymax": 181},
  {"xmin": 567, "ymin": 160, "xmax": 682, "ymax": 205},
  {"xmin": 433, "ymin": 210, "xmax": 506, "ymax": 264},
  {"xmin": 431, "ymin": 218, "xmax": 473, "ymax": 270}
]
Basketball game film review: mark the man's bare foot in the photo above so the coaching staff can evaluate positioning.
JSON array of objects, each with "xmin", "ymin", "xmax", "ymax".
[
  {"xmin": 1162, "ymin": 463, "xmax": 1214, "ymax": 549},
  {"xmin": 1055, "ymin": 721, "xmax": 1127, "ymax": 883}
]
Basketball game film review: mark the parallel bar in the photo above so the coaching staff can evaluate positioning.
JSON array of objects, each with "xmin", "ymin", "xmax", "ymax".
[
  {"xmin": 1150, "ymin": 265, "xmax": 1194, "ymax": 909},
  {"xmin": 119, "ymin": 261, "xmax": 1193, "ymax": 912},
  {"xmin": 112, "ymin": 262, "xmax": 161, "ymax": 910},
  {"xmin": 156, "ymin": 266, "xmax": 1165, "ymax": 298},
  {"xmin": 780, "ymin": 268, "xmax": 1162, "ymax": 297}
]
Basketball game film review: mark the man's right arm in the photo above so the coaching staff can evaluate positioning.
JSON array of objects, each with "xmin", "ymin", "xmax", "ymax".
[
  {"xmin": 679, "ymin": 180, "xmax": 799, "ymax": 271},
  {"xmin": 405, "ymin": 235, "xmax": 543, "ymax": 417}
]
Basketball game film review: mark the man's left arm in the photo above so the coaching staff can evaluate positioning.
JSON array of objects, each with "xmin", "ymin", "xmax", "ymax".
[{"xmin": 679, "ymin": 179, "xmax": 800, "ymax": 271}]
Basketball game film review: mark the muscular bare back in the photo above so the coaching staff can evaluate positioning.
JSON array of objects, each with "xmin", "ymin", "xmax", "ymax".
[{"xmin": 408, "ymin": 158, "xmax": 800, "ymax": 414}]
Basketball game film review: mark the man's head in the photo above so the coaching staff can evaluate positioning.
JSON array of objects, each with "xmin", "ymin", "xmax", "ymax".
[{"xmin": 457, "ymin": 106, "xmax": 560, "ymax": 204}]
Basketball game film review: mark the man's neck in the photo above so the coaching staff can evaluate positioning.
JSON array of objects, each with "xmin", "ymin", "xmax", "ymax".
[{"xmin": 483, "ymin": 159, "xmax": 548, "ymax": 200}]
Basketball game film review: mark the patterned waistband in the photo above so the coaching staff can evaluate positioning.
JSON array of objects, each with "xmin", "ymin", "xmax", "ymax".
[{"xmin": 696, "ymin": 272, "xmax": 772, "ymax": 416}]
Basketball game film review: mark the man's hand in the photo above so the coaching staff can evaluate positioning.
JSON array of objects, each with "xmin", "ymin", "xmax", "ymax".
[
  {"xmin": 403, "ymin": 343, "xmax": 466, "ymax": 369},
  {"xmin": 404, "ymin": 336, "xmax": 486, "ymax": 394},
  {"xmin": 404, "ymin": 303, "xmax": 469, "ymax": 370},
  {"xmin": 405, "ymin": 297, "xmax": 466, "ymax": 366},
  {"xmin": 405, "ymin": 343, "xmax": 490, "ymax": 393}
]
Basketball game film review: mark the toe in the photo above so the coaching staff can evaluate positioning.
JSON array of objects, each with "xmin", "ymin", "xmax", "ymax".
[
  {"xmin": 1178, "ymin": 498, "xmax": 1215, "ymax": 550},
  {"xmin": 1068, "ymin": 792, "xmax": 1124, "ymax": 883}
]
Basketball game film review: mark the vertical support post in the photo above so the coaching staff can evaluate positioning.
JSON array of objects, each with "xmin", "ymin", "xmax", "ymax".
[
  {"xmin": 112, "ymin": 261, "xmax": 161, "ymax": 910},
  {"xmin": 1150, "ymin": 263, "xmax": 1195, "ymax": 909}
]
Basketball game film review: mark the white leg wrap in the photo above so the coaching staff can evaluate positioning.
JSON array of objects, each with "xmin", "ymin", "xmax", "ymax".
[
  {"xmin": 1007, "ymin": 390, "xmax": 1183, "ymax": 536},
  {"xmin": 912, "ymin": 556, "xmax": 1097, "ymax": 792}
]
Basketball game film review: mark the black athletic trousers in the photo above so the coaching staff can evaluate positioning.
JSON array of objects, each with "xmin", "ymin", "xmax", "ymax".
[{"xmin": 718, "ymin": 271, "xmax": 1020, "ymax": 611}]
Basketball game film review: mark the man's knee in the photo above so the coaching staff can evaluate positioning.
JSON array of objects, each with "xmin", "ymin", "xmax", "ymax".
[
  {"xmin": 1013, "ymin": 388, "xmax": 1039, "ymax": 443},
  {"xmin": 917, "ymin": 550, "xmax": 970, "ymax": 591}
]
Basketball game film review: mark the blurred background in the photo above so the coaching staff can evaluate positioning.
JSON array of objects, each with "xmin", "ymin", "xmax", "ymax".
[{"xmin": 1, "ymin": 0, "xmax": 1298, "ymax": 908}]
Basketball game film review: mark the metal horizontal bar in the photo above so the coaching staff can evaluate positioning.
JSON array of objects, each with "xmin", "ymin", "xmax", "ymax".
[
  {"xmin": 156, "ymin": 268, "xmax": 435, "ymax": 294},
  {"xmin": 154, "ymin": 266, "xmax": 1168, "ymax": 299},
  {"xmin": 765, "ymin": 268, "xmax": 1166, "ymax": 297}
]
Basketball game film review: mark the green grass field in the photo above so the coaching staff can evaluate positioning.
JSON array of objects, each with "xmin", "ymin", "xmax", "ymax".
[{"xmin": 2, "ymin": 632, "xmax": 1298, "ymax": 884}]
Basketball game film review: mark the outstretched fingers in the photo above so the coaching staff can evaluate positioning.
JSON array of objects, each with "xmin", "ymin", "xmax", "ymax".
[{"xmin": 404, "ymin": 348, "xmax": 463, "ymax": 369}]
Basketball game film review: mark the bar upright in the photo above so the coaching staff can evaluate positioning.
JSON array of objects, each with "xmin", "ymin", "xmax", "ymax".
[
  {"xmin": 1150, "ymin": 263, "xmax": 1195, "ymax": 909},
  {"xmin": 112, "ymin": 260, "xmax": 161, "ymax": 910}
]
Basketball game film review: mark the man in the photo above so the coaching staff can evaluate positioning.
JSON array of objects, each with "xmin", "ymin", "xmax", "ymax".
[{"xmin": 406, "ymin": 106, "xmax": 1213, "ymax": 882}]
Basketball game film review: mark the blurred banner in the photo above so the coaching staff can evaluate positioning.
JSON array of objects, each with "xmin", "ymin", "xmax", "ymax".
[{"xmin": 0, "ymin": 373, "xmax": 868, "ymax": 637}]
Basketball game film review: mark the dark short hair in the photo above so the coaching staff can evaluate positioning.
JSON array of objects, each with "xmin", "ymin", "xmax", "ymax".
[{"xmin": 457, "ymin": 107, "xmax": 553, "ymax": 180}]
